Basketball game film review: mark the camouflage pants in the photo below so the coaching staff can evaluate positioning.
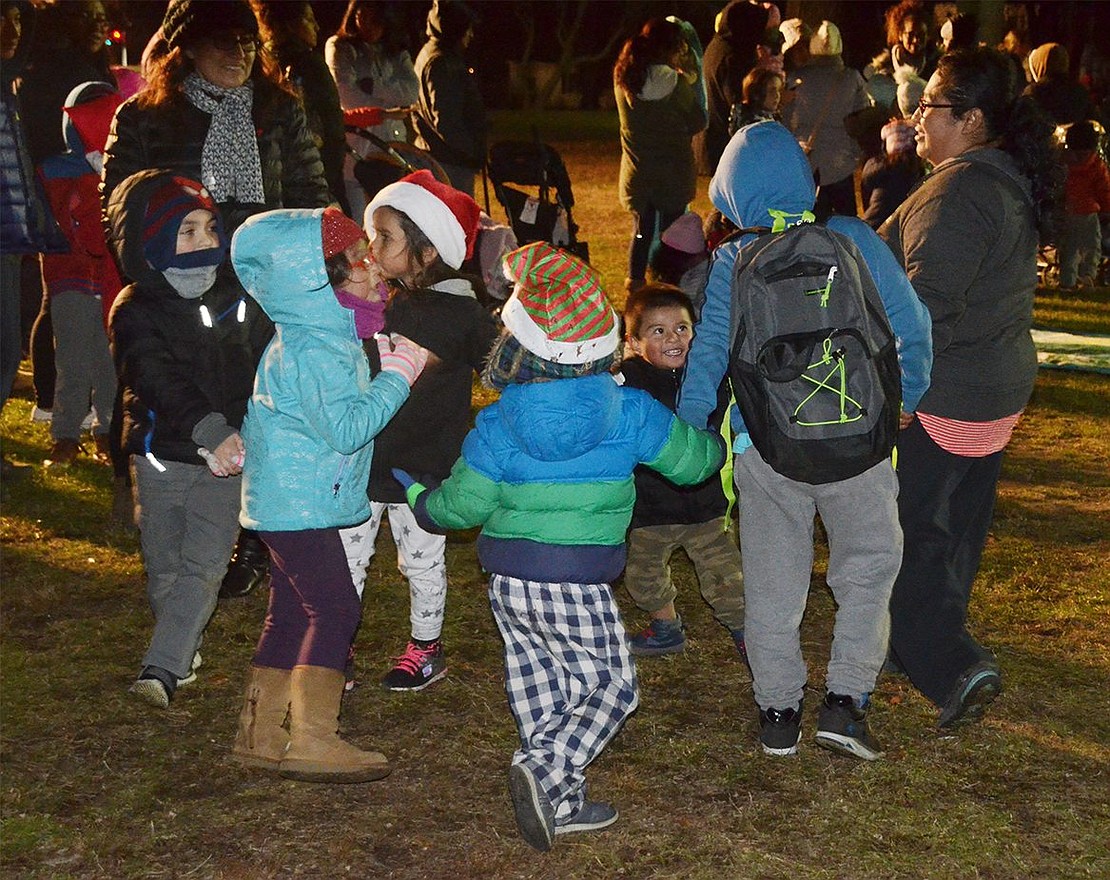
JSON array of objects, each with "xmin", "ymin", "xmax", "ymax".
[{"xmin": 623, "ymin": 518, "xmax": 744, "ymax": 630}]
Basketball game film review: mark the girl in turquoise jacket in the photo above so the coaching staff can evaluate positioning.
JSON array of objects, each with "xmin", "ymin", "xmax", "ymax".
[{"xmin": 229, "ymin": 205, "xmax": 428, "ymax": 785}]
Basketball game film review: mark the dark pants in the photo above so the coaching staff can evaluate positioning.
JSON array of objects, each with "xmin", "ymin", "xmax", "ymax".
[
  {"xmin": 888, "ymin": 419, "xmax": 1002, "ymax": 706},
  {"xmin": 254, "ymin": 528, "xmax": 362, "ymax": 671},
  {"xmin": 30, "ymin": 282, "xmax": 55, "ymax": 410},
  {"xmin": 628, "ymin": 204, "xmax": 683, "ymax": 285}
]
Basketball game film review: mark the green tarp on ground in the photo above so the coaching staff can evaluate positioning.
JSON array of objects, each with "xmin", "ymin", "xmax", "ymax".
[{"xmin": 1032, "ymin": 327, "xmax": 1110, "ymax": 374}]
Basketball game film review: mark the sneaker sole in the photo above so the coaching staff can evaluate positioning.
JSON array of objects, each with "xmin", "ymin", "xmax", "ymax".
[
  {"xmin": 815, "ymin": 731, "xmax": 883, "ymax": 761},
  {"xmin": 129, "ymin": 678, "xmax": 170, "ymax": 709},
  {"xmin": 938, "ymin": 671, "xmax": 1002, "ymax": 730},
  {"xmin": 554, "ymin": 809, "xmax": 619, "ymax": 835},
  {"xmin": 628, "ymin": 642, "xmax": 685, "ymax": 657},
  {"xmin": 382, "ymin": 666, "xmax": 448, "ymax": 692},
  {"xmin": 761, "ymin": 729, "xmax": 802, "ymax": 756},
  {"xmin": 278, "ymin": 760, "xmax": 391, "ymax": 784},
  {"xmin": 508, "ymin": 764, "xmax": 554, "ymax": 852}
]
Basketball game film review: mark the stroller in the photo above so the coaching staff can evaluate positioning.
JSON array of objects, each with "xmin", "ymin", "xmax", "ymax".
[
  {"xmin": 349, "ymin": 128, "xmax": 451, "ymax": 202},
  {"xmin": 484, "ymin": 139, "xmax": 588, "ymax": 261}
]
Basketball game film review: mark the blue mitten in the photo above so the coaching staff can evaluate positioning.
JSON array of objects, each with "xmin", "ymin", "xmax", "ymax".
[
  {"xmin": 733, "ymin": 431, "xmax": 753, "ymax": 454},
  {"xmin": 392, "ymin": 467, "xmax": 427, "ymax": 507}
]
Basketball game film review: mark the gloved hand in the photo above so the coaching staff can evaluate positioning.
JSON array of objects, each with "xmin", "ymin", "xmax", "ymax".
[
  {"xmin": 376, "ymin": 332, "xmax": 429, "ymax": 387},
  {"xmin": 392, "ymin": 467, "xmax": 428, "ymax": 508},
  {"xmin": 343, "ymin": 106, "xmax": 384, "ymax": 129},
  {"xmin": 734, "ymin": 431, "xmax": 753, "ymax": 454},
  {"xmin": 391, "ymin": 467, "xmax": 415, "ymax": 490}
]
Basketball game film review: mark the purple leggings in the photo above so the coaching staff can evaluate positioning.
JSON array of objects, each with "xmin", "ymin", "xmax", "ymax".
[{"xmin": 253, "ymin": 528, "xmax": 361, "ymax": 671}]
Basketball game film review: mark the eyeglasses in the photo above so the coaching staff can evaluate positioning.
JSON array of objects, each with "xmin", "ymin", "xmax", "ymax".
[
  {"xmin": 208, "ymin": 33, "xmax": 259, "ymax": 53},
  {"xmin": 917, "ymin": 98, "xmax": 958, "ymax": 114}
]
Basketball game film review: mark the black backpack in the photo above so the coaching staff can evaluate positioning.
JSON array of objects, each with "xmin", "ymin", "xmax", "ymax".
[{"xmin": 726, "ymin": 220, "xmax": 901, "ymax": 484}]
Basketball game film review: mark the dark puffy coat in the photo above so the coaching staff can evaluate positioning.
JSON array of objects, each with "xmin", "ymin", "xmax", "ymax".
[
  {"xmin": 620, "ymin": 356, "xmax": 728, "ymax": 529},
  {"xmin": 102, "ymin": 82, "xmax": 330, "ymax": 235},
  {"xmin": 106, "ymin": 170, "xmax": 271, "ymax": 466}
]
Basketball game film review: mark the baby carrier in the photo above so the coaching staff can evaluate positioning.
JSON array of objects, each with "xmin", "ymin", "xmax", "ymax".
[{"xmin": 484, "ymin": 138, "xmax": 588, "ymax": 261}]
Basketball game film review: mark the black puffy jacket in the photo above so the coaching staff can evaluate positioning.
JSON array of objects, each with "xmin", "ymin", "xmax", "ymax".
[
  {"xmin": 106, "ymin": 170, "xmax": 271, "ymax": 466},
  {"xmin": 102, "ymin": 81, "xmax": 330, "ymax": 236}
]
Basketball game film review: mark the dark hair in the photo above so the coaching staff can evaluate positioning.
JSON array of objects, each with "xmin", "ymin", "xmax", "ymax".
[
  {"xmin": 613, "ymin": 18, "xmax": 685, "ymax": 101},
  {"xmin": 378, "ymin": 204, "xmax": 488, "ymax": 299},
  {"xmin": 324, "ymin": 250, "xmax": 353, "ymax": 288},
  {"xmin": 335, "ymin": 0, "xmax": 407, "ymax": 55},
  {"xmin": 252, "ymin": 0, "xmax": 310, "ymax": 49},
  {"xmin": 742, "ymin": 66, "xmax": 784, "ymax": 109},
  {"xmin": 1066, "ymin": 119, "xmax": 1102, "ymax": 152},
  {"xmin": 946, "ymin": 13, "xmax": 978, "ymax": 52},
  {"xmin": 647, "ymin": 243, "xmax": 703, "ymax": 287},
  {"xmin": 623, "ymin": 283, "xmax": 693, "ymax": 340},
  {"xmin": 933, "ymin": 47, "xmax": 1064, "ymax": 234}
]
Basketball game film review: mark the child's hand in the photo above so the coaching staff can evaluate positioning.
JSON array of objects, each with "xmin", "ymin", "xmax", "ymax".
[
  {"xmin": 204, "ymin": 433, "xmax": 245, "ymax": 477},
  {"xmin": 391, "ymin": 467, "xmax": 416, "ymax": 490},
  {"xmin": 376, "ymin": 333, "xmax": 430, "ymax": 387}
]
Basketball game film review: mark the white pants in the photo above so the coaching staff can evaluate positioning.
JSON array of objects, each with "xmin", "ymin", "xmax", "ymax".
[{"xmin": 340, "ymin": 502, "xmax": 448, "ymax": 642}]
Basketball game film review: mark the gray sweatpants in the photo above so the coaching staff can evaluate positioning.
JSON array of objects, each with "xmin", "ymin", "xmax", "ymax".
[
  {"xmin": 50, "ymin": 291, "xmax": 116, "ymax": 440},
  {"xmin": 132, "ymin": 455, "xmax": 241, "ymax": 679},
  {"xmin": 735, "ymin": 449, "xmax": 902, "ymax": 711},
  {"xmin": 1058, "ymin": 213, "xmax": 1102, "ymax": 288}
]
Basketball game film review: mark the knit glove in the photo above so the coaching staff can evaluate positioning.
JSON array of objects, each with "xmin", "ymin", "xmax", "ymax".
[
  {"xmin": 343, "ymin": 106, "xmax": 384, "ymax": 129},
  {"xmin": 375, "ymin": 333, "xmax": 429, "ymax": 388},
  {"xmin": 733, "ymin": 431, "xmax": 753, "ymax": 455}
]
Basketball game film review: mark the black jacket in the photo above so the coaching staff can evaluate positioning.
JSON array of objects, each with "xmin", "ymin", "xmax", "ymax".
[
  {"xmin": 106, "ymin": 170, "xmax": 270, "ymax": 466},
  {"xmin": 102, "ymin": 82, "xmax": 330, "ymax": 236},
  {"xmin": 364, "ymin": 282, "xmax": 499, "ymax": 502},
  {"xmin": 621, "ymin": 356, "xmax": 728, "ymax": 529}
]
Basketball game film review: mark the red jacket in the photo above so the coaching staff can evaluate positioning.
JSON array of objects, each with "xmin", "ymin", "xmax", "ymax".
[{"xmin": 1065, "ymin": 151, "xmax": 1110, "ymax": 216}]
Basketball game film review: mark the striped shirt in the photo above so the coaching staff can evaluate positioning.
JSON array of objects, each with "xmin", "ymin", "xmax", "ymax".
[{"xmin": 917, "ymin": 411, "xmax": 1023, "ymax": 457}]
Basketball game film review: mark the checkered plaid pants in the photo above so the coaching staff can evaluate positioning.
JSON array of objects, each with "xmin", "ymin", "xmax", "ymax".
[{"xmin": 489, "ymin": 574, "xmax": 639, "ymax": 820}]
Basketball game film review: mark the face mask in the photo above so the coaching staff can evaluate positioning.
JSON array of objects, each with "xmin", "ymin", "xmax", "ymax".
[{"xmin": 163, "ymin": 264, "xmax": 218, "ymax": 299}]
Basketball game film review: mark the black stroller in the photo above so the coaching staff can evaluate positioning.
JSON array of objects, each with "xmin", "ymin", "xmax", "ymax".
[
  {"xmin": 348, "ymin": 128, "xmax": 451, "ymax": 202},
  {"xmin": 485, "ymin": 139, "xmax": 588, "ymax": 261}
]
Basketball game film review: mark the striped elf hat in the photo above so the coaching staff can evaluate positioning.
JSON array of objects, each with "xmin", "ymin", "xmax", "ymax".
[{"xmin": 499, "ymin": 242, "xmax": 619, "ymax": 365}]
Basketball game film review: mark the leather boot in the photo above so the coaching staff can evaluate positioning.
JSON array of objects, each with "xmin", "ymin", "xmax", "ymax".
[
  {"xmin": 219, "ymin": 528, "xmax": 271, "ymax": 599},
  {"xmin": 231, "ymin": 665, "xmax": 292, "ymax": 771},
  {"xmin": 280, "ymin": 665, "xmax": 391, "ymax": 784}
]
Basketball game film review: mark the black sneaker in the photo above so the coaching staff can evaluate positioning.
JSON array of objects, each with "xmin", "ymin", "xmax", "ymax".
[
  {"xmin": 508, "ymin": 763, "xmax": 555, "ymax": 852},
  {"xmin": 937, "ymin": 662, "xmax": 1002, "ymax": 730},
  {"xmin": 382, "ymin": 640, "xmax": 447, "ymax": 691},
  {"xmin": 815, "ymin": 692, "xmax": 883, "ymax": 761},
  {"xmin": 759, "ymin": 702, "xmax": 802, "ymax": 756}
]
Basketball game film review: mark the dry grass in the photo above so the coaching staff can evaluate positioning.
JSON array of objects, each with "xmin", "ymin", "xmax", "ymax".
[{"xmin": 2, "ymin": 111, "xmax": 1109, "ymax": 880}]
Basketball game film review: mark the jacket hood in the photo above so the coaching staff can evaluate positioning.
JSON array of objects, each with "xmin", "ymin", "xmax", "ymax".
[
  {"xmin": 1028, "ymin": 43, "xmax": 1067, "ymax": 82},
  {"xmin": 718, "ymin": 0, "xmax": 769, "ymax": 49},
  {"xmin": 231, "ymin": 207, "xmax": 352, "ymax": 335},
  {"xmin": 426, "ymin": 0, "xmax": 475, "ymax": 46},
  {"xmin": 107, "ymin": 168, "xmax": 224, "ymax": 290},
  {"xmin": 498, "ymin": 373, "xmax": 621, "ymax": 462},
  {"xmin": 709, "ymin": 120, "xmax": 815, "ymax": 229}
]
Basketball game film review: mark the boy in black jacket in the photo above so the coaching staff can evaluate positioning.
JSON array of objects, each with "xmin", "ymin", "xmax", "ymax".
[{"xmin": 617, "ymin": 284, "xmax": 745, "ymax": 658}]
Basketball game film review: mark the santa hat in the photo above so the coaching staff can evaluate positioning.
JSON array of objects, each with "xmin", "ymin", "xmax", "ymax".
[
  {"xmin": 143, "ymin": 174, "xmax": 225, "ymax": 271},
  {"xmin": 364, "ymin": 170, "xmax": 479, "ymax": 270},
  {"xmin": 321, "ymin": 206, "xmax": 365, "ymax": 259},
  {"xmin": 660, "ymin": 211, "xmax": 706, "ymax": 255},
  {"xmin": 499, "ymin": 242, "xmax": 619, "ymax": 365}
]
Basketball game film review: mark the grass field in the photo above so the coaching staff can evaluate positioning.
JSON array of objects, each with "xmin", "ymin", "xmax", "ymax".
[{"xmin": 2, "ymin": 111, "xmax": 1109, "ymax": 879}]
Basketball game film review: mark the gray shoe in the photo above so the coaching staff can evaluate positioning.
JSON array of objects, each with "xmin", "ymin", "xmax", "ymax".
[
  {"xmin": 508, "ymin": 764, "xmax": 554, "ymax": 852},
  {"xmin": 129, "ymin": 672, "xmax": 172, "ymax": 709},
  {"xmin": 815, "ymin": 693, "xmax": 882, "ymax": 761},
  {"xmin": 555, "ymin": 801, "xmax": 618, "ymax": 836},
  {"xmin": 937, "ymin": 662, "xmax": 1002, "ymax": 729}
]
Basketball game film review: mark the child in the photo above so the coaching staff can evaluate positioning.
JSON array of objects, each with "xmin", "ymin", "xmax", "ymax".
[
  {"xmin": 396, "ymin": 241, "xmax": 725, "ymax": 850},
  {"xmin": 617, "ymin": 284, "xmax": 744, "ymax": 658},
  {"xmin": 38, "ymin": 81, "xmax": 123, "ymax": 467},
  {"xmin": 647, "ymin": 211, "xmax": 709, "ymax": 311},
  {"xmin": 1060, "ymin": 120, "xmax": 1110, "ymax": 290},
  {"xmin": 678, "ymin": 121, "xmax": 932, "ymax": 761},
  {"xmin": 106, "ymin": 170, "xmax": 269, "ymax": 708},
  {"xmin": 229, "ymin": 205, "xmax": 428, "ymax": 783},
  {"xmin": 727, "ymin": 66, "xmax": 786, "ymax": 136},
  {"xmin": 361, "ymin": 170, "xmax": 499, "ymax": 691}
]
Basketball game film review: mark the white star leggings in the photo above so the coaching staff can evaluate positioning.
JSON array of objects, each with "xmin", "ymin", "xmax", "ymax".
[{"xmin": 339, "ymin": 502, "xmax": 447, "ymax": 642}]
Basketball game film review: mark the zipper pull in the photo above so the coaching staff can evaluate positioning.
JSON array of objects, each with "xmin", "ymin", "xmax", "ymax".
[{"xmin": 333, "ymin": 482, "xmax": 340, "ymax": 497}]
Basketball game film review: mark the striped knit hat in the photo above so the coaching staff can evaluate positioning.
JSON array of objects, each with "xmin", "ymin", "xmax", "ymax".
[
  {"xmin": 499, "ymin": 242, "xmax": 619, "ymax": 365},
  {"xmin": 142, "ymin": 175, "xmax": 225, "ymax": 271}
]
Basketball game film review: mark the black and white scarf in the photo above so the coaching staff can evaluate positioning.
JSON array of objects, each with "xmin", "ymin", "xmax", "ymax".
[{"xmin": 182, "ymin": 73, "xmax": 265, "ymax": 205}]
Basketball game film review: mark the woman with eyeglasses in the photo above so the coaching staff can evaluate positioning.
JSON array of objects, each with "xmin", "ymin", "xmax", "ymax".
[{"xmin": 878, "ymin": 48, "xmax": 1063, "ymax": 731}]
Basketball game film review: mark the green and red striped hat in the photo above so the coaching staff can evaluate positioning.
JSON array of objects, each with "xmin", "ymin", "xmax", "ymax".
[{"xmin": 499, "ymin": 242, "xmax": 619, "ymax": 365}]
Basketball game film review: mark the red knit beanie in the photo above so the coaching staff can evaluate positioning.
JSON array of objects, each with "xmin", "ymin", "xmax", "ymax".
[{"xmin": 321, "ymin": 207, "xmax": 366, "ymax": 260}]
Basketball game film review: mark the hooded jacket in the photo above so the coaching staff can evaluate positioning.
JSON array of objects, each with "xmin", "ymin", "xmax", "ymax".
[
  {"xmin": 1024, "ymin": 43, "xmax": 1097, "ymax": 126},
  {"xmin": 106, "ymin": 169, "xmax": 269, "ymax": 466},
  {"xmin": 232, "ymin": 208, "xmax": 411, "ymax": 532},
  {"xmin": 678, "ymin": 121, "xmax": 932, "ymax": 439},
  {"xmin": 408, "ymin": 371, "xmax": 725, "ymax": 584},
  {"xmin": 411, "ymin": 1, "xmax": 486, "ymax": 170}
]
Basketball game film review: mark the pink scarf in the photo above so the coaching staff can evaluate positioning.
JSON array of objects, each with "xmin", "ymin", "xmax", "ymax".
[{"xmin": 334, "ymin": 289, "xmax": 386, "ymax": 339}]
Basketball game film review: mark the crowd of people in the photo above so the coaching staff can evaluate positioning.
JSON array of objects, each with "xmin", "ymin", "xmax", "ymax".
[{"xmin": 0, "ymin": 0, "xmax": 1099, "ymax": 855}]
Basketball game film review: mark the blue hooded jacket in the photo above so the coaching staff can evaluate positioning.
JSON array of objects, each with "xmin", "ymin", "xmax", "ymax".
[
  {"xmin": 678, "ymin": 121, "xmax": 932, "ymax": 444},
  {"xmin": 233, "ymin": 208, "xmax": 410, "ymax": 531}
]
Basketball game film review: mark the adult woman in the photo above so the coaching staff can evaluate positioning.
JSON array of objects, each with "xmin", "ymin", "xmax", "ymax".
[
  {"xmin": 103, "ymin": 0, "xmax": 331, "ymax": 601},
  {"xmin": 615, "ymin": 17, "xmax": 706, "ymax": 292},
  {"xmin": 885, "ymin": 0, "xmax": 937, "ymax": 80},
  {"xmin": 879, "ymin": 48, "xmax": 1061, "ymax": 729},
  {"xmin": 326, "ymin": 0, "xmax": 418, "ymax": 216}
]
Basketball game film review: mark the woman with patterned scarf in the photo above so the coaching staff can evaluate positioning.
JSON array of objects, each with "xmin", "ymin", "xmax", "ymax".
[{"xmin": 102, "ymin": 0, "xmax": 332, "ymax": 606}]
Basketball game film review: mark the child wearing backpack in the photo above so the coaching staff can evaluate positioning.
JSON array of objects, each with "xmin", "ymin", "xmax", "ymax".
[
  {"xmin": 617, "ymin": 283, "xmax": 744, "ymax": 659},
  {"xmin": 229, "ymin": 205, "xmax": 429, "ymax": 783},
  {"xmin": 395, "ymin": 241, "xmax": 725, "ymax": 850},
  {"xmin": 678, "ymin": 121, "xmax": 932, "ymax": 761},
  {"xmin": 360, "ymin": 170, "xmax": 500, "ymax": 692}
]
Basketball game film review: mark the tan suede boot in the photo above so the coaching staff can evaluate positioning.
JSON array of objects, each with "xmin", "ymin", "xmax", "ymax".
[
  {"xmin": 232, "ymin": 665, "xmax": 292, "ymax": 771},
  {"xmin": 279, "ymin": 665, "xmax": 391, "ymax": 783}
]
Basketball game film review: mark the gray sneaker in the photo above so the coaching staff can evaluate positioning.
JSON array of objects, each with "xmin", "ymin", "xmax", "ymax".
[
  {"xmin": 555, "ymin": 801, "xmax": 618, "ymax": 836},
  {"xmin": 815, "ymin": 692, "xmax": 883, "ymax": 761},
  {"xmin": 129, "ymin": 667, "xmax": 175, "ymax": 709},
  {"xmin": 508, "ymin": 764, "xmax": 554, "ymax": 852}
]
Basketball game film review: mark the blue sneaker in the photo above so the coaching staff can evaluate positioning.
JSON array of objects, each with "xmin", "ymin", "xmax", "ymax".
[
  {"xmin": 938, "ymin": 662, "xmax": 1002, "ymax": 729},
  {"xmin": 628, "ymin": 616, "xmax": 686, "ymax": 656},
  {"xmin": 508, "ymin": 764, "xmax": 554, "ymax": 852},
  {"xmin": 555, "ymin": 801, "xmax": 618, "ymax": 836}
]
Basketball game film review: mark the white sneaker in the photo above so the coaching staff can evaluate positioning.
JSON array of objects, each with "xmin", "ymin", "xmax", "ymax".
[
  {"xmin": 30, "ymin": 406, "xmax": 52, "ymax": 423},
  {"xmin": 80, "ymin": 407, "xmax": 97, "ymax": 431}
]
